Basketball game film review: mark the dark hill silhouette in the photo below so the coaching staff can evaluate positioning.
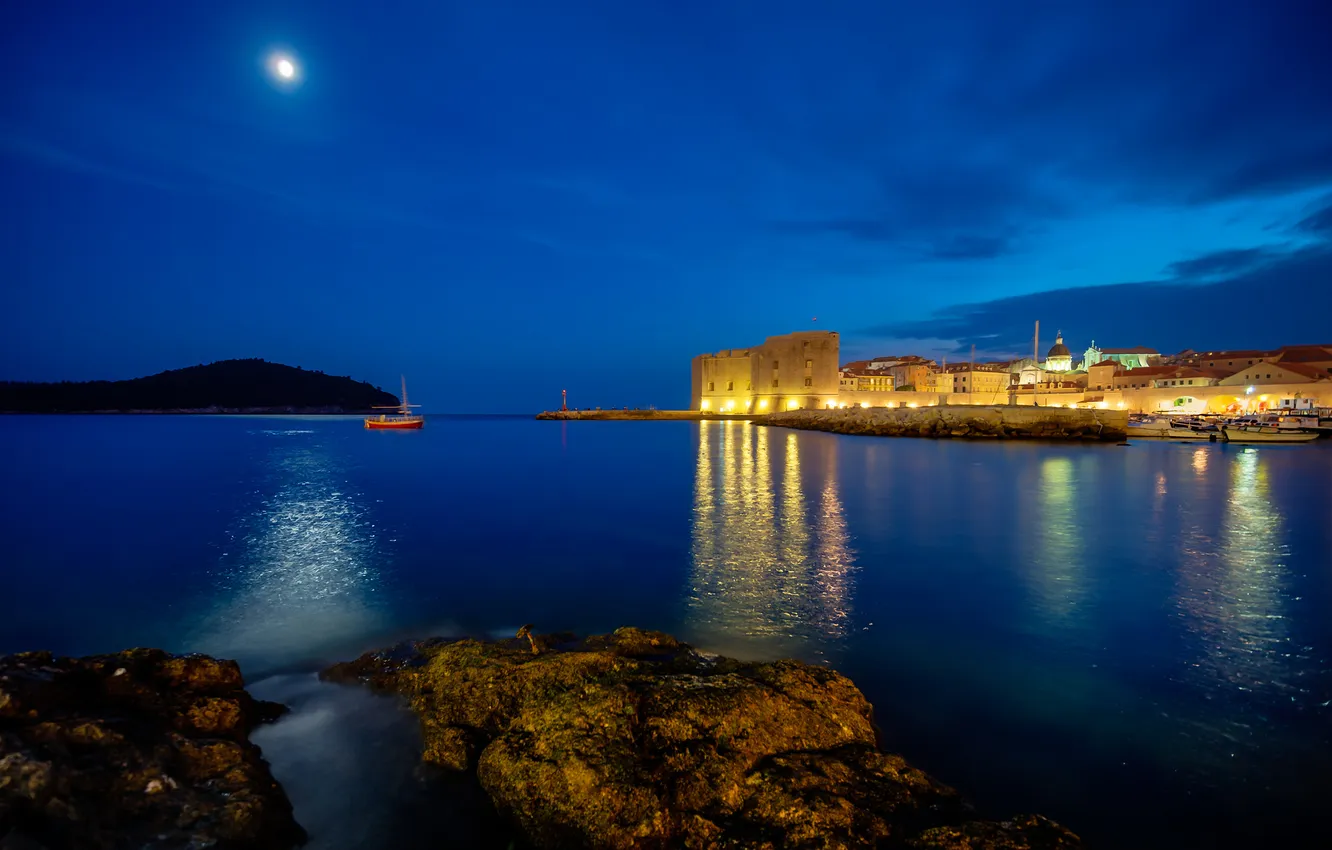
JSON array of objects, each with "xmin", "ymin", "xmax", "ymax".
[{"xmin": 0, "ymin": 359, "xmax": 401, "ymax": 413}]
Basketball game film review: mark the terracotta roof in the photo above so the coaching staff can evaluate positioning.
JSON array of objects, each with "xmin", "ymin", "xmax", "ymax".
[
  {"xmin": 842, "ymin": 368, "xmax": 893, "ymax": 378},
  {"xmin": 1152, "ymin": 366, "xmax": 1230, "ymax": 380},
  {"xmin": 1195, "ymin": 350, "xmax": 1269, "ymax": 360},
  {"xmin": 1118, "ymin": 365, "xmax": 1176, "ymax": 377},
  {"xmin": 1097, "ymin": 346, "xmax": 1159, "ymax": 355},
  {"xmin": 1275, "ymin": 345, "xmax": 1332, "ymax": 363},
  {"xmin": 1269, "ymin": 362, "xmax": 1331, "ymax": 380},
  {"xmin": 1087, "ymin": 360, "xmax": 1120, "ymax": 370}
]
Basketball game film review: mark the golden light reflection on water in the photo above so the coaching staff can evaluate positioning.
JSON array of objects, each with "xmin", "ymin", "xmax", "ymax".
[
  {"xmin": 686, "ymin": 422, "xmax": 856, "ymax": 658},
  {"xmin": 194, "ymin": 440, "xmax": 387, "ymax": 670},
  {"xmin": 1177, "ymin": 449, "xmax": 1291, "ymax": 694},
  {"xmin": 1191, "ymin": 447, "xmax": 1209, "ymax": 475},
  {"xmin": 1027, "ymin": 456, "xmax": 1088, "ymax": 626}
]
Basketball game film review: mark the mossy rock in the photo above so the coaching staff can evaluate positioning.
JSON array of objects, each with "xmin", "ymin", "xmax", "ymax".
[
  {"xmin": 323, "ymin": 627, "xmax": 1082, "ymax": 850},
  {"xmin": 0, "ymin": 649, "xmax": 304, "ymax": 849}
]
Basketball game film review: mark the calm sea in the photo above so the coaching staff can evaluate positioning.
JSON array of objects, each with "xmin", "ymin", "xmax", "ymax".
[{"xmin": 2, "ymin": 415, "xmax": 1329, "ymax": 849}]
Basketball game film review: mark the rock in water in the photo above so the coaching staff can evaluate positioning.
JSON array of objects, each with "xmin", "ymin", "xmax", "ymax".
[
  {"xmin": 0, "ymin": 649, "xmax": 306, "ymax": 849},
  {"xmin": 322, "ymin": 627, "xmax": 1082, "ymax": 849}
]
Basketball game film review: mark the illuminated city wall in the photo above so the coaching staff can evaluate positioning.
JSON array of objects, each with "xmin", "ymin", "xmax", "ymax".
[{"xmin": 1107, "ymin": 382, "xmax": 1332, "ymax": 413}]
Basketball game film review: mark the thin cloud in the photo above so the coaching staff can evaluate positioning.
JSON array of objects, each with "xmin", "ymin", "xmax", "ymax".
[
  {"xmin": 1164, "ymin": 246, "xmax": 1282, "ymax": 279},
  {"xmin": 863, "ymin": 243, "xmax": 1332, "ymax": 356},
  {"xmin": 1294, "ymin": 195, "xmax": 1332, "ymax": 234},
  {"xmin": 925, "ymin": 234, "xmax": 1013, "ymax": 261},
  {"xmin": 0, "ymin": 133, "xmax": 183, "ymax": 194}
]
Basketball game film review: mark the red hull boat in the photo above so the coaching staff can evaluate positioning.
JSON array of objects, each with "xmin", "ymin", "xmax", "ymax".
[
  {"xmin": 365, "ymin": 376, "xmax": 424, "ymax": 430},
  {"xmin": 364, "ymin": 415, "xmax": 423, "ymax": 430}
]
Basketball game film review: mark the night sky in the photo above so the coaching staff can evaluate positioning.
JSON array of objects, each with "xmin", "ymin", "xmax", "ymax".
[{"xmin": 4, "ymin": 0, "xmax": 1331, "ymax": 411}]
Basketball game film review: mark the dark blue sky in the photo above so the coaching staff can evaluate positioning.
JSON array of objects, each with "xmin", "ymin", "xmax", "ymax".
[{"xmin": 3, "ymin": 0, "xmax": 1331, "ymax": 411}]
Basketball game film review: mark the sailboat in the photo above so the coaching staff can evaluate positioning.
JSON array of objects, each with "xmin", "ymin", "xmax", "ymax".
[{"xmin": 364, "ymin": 376, "xmax": 424, "ymax": 430}]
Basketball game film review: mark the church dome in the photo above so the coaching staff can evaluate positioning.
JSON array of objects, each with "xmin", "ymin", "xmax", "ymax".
[{"xmin": 1046, "ymin": 333, "xmax": 1071, "ymax": 360}]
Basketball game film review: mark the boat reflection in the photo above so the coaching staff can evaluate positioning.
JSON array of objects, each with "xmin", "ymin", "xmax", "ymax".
[
  {"xmin": 1191, "ymin": 446, "xmax": 1209, "ymax": 475},
  {"xmin": 1176, "ymin": 449, "xmax": 1291, "ymax": 693},
  {"xmin": 192, "ymin": 438, "xmax": 388, "ymax": 672},
  {"xmin": 685, "ymin": 422, "xmax": 856, "ymax": 659}
]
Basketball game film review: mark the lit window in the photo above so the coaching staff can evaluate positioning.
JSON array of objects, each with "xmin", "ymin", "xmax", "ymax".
[
  {"xmin": 804, "ymin": 377, "xmax": 812, "ymax": 387},
  {"xmin": 805, "ymin": 360, "xmax": 813, "ymax": 369}
]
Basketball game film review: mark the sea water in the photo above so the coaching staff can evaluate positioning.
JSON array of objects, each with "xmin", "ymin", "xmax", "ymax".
[{"xmin": 2, "ymin": 414, "xmax": 1328, "ymax": 848}]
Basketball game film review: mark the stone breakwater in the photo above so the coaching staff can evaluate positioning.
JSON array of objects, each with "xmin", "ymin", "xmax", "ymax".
[
  {"xmin": 323, "ymin": 627, "xmax": 1083, "ymax": 850},
  {"xmin": 0, "ymin": 649, "xmax": 305, "ymax": 850},
  {"xmin": 760, "ymin": 406, "xmax": 1129, "ymax": 441},
  {"xmin": 537, "ymin": 409, "xmax": 753, "ymax": 421}
]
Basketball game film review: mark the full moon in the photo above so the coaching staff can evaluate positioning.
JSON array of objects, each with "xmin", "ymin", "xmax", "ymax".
[{"xmin": 267, "ymin": 52, "xmax": 300, "ymax": 85}]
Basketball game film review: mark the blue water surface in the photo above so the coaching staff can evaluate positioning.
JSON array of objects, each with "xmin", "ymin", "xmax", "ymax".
[{"xmin": 2, "ymin": 414, "xmax": 1329, "ymax": 849}]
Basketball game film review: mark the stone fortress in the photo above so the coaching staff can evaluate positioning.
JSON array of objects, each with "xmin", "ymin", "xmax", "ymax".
[
  {"xmin": 690, "ymin": 330, "xmax": 842, "ymax": 414},
  {"xmin": 692, "ymin": 330, "xmax": 1332, "ymax": 415}
]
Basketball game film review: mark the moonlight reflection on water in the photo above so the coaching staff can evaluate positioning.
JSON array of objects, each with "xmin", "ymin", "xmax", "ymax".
[{"xmin": 192, "ymin": 438, "xmax": 388, "ymax": 673}]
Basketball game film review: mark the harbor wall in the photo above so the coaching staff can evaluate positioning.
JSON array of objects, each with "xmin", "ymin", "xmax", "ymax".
[
  {"xmin": 832, "ymin": 382, "xmax": 1332, "ymax": 414},
  {"xmin": 536, "ymin": 409, "xmax": 754, "ymax": 421},
  {"xmin": 757, "ymin": 405, "xmax": 1129, "ymax": 441}
]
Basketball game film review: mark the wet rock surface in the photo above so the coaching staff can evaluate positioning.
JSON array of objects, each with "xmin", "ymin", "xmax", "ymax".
[
  {"xmin": 322, "ymin": 627, "xmax": 1082, "ymax": 850},
  {"xmin": 0, "ymin": 649, "xmax": 305, "ymax": 850}
]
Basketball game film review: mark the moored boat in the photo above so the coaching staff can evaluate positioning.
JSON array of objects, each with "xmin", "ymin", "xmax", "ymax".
[
  {"xmin": 365, "ymin": 376, "xmax": 424, "ymax": 430},
  {"xmin": 1127, "ymin": 416, "xmax": 1213, "ymax": 440},
  {"xmin": 1220, "ymin": 423, "xmax": 1318, "ymax": 443}
]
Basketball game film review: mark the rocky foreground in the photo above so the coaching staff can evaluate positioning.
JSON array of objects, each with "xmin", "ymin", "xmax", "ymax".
[
  {"xmin": 760, "ymin": 407, "xmax": 1128, "ymax": 441},
  {"xmin": 0, "ymin": 649, "xmax": 304, "ymax": 850},
  {"xmin": 323, "ymin": 627, "xmax": 1083, "ymax": 850}
]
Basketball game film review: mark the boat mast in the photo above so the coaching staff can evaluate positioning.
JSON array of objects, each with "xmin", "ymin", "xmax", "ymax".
[{"xmin": 400, "ymin": 375, "xmax": 409, "ymax": 417}]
